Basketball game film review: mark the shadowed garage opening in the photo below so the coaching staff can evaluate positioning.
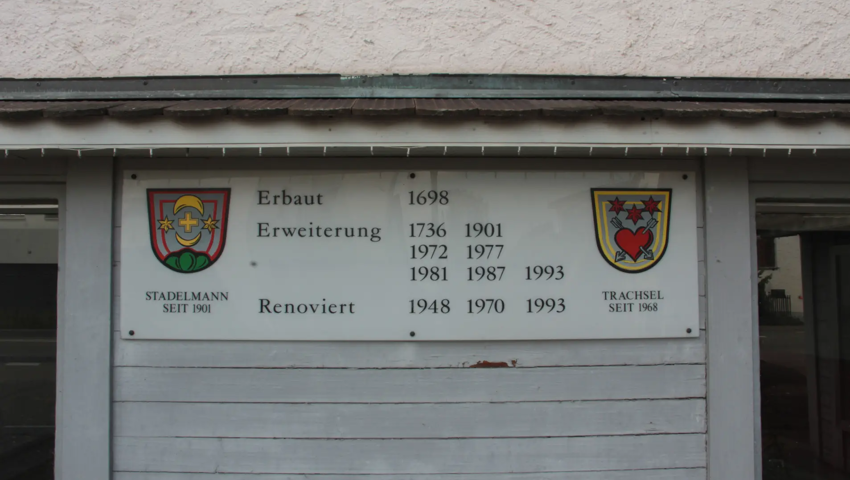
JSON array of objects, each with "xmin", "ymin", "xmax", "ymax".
[
  {"xmin": 0, "ymin": 202, "xmax": 59, "ymax": 480},
  {"xmin": 757, "ymin": 203, "xmax": 850, "ymax": 480}
]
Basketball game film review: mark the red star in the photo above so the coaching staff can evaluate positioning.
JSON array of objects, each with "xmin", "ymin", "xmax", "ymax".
[
  {"xmin": 642, "ymin": 196, "xmax": 662, "ymax": 215},
  {"xmin": 608, "ymin": 197, "xmax": 626, "ymax": 214},
  {"xmin": 625, "ymin": 205, "xmax": 645, "ymax": 224}
]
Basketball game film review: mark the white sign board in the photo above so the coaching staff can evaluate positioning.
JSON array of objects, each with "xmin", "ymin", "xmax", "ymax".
[{"xmin": 120, "ymin": 170, "xmax": 699, "ymax": 341}]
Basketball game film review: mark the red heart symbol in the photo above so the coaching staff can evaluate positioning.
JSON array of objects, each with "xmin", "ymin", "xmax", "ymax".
[{"xmin": 615, "ymin": 227, "xmax": 654, "ymax": 261}]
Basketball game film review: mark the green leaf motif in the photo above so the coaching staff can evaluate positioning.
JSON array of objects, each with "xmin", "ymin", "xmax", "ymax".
[
  {"xmin": 193, "ymin": 255, "xmax": 209, "ymax": 271},
  {"xmin": 162, "ymin": 251, "xmax": 214, "ymax": 273},
  {"xmin": 165, "ymin": 256, "xmax": 180, "ymax": 270},
  {"xmin": 179, "ymin": 251, "xmax": 195, "ymax": 271}
]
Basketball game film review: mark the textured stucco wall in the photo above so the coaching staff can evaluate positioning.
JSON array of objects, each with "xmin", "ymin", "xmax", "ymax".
[{"xmin": 2, "ymin": 0, "xmax": 849, "ymax": 78}]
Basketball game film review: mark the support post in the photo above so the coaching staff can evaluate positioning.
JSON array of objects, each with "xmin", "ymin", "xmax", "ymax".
[
  {"xmin": 705, "ymin": 158, "xmax": 759, "ymax": 480},
  {"xmin": 56, "ymin": 158, "xmax": 114, "ymax": 479}
]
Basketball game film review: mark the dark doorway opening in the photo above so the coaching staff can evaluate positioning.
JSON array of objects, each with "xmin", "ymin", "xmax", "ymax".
[
  {"xmin": 758, "ymin": 203, "xmax": 850, "ymax": 480},
  {"xmin": 0, "ymin": 204, "xmax": 58, "ymax": 480}
]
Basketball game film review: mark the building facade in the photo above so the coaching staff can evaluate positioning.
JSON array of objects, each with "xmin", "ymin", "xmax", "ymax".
[{"xmin": 2, "ymin": 3, "xmax": 850, "ymax": 480}]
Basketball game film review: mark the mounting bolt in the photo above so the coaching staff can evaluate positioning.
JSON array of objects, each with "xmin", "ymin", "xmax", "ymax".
[
  {"xmin": 129, "ymin": 330, "xmax": 135, "ymax": 336},
  {"xmin": 686, "ymin": 328, "xmax": 693, "ymax": 334},
  {"xmin": 682, "ymin": 174, "xmax": 688, "ymax": 180},
  {"xmin": 409, "ymin": 331, "xmax": 416, "ymax": 337},
  {"xmin": 409, "ymin": 173, "xmax": 416, "ymax": 179},
  {"xmin": 143, "ymin": 81, "xmax": 148, "ymax": 86},
  {"xmin": 131, "ymin": 174, "xmax": 137, "ymax": 179}
]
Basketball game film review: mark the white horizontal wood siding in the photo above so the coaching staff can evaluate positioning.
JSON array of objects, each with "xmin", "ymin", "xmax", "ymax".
[
  {"xmin": 114, "ymin": 473, "xmax": 708, "ymax": 480},
  {"xmin": 113, "ymin": 334, "xmax": 705, "ymax": 367},
  {"xmin": 114, "ymin": 472, "xmax": 708, "ymax": 480},
  {"xmin": 114, "ymin": 399, "xmax": 705, "ymax": 438},
  {"xmin": 112, "ymin": 159, "xmax": 707, "ymax": 480},
  {"xmin": 114, "ymin": 365, "xmax": 705, "ymax": 403},
  {"xmin": 114, "ymin": 435, "xmax": 706, "ymax": 474}
]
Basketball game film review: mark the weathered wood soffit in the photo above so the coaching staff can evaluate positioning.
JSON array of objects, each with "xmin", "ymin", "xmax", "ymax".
[{"xmin": 0, "ymin": 99, "xmax": 849, "ymax": 121}]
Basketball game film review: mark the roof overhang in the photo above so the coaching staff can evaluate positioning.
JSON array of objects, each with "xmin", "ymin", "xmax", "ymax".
[{"xmin": 2, "ymin": 74, "xmax": 850, "ymax": 160}]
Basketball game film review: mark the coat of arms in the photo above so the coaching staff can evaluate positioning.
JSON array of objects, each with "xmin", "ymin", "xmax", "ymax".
[
  {"xmin": 147, "ymin": 189, "xmax": 230, "ymax": 273},
  {"xmin": 591, "ymin": 189, "xmax": 672, "ymax": 273}
]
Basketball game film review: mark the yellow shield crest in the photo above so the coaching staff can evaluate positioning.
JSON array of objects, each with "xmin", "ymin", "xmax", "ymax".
[{"xmin": 591, "ymin": 189, "xmax": 672, "ymax": 273}]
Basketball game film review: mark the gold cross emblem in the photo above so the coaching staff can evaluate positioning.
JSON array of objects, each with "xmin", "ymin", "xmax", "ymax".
[{"xmin": 178, "ymin": 211, "xmax": 199, "ymax": 233}]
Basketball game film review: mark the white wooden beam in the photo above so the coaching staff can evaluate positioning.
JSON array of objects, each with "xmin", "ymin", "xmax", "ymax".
[
  {"xmin": 704, "ymin": 158, "xmax": 758, "ymax": 480},
  {"xmin": 56, "ymin": 158, "xmax": 113, "ymax": 480}
]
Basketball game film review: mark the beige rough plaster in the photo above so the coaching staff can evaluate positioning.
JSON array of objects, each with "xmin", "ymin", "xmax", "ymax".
[{"xmin": 2, "ymin": 0, "xmax": 849, "ymax": 78}]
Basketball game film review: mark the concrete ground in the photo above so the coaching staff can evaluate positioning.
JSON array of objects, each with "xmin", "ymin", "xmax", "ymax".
[
  {"xmin": 760, "ymin": 324, "xmax": 847, "ymax": 480},
  {"xmin": 0, "ymin": 333, "xmax": 55, "ymax": 480}
]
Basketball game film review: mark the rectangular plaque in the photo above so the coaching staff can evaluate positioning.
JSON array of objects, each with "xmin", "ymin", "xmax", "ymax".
[{"xmin": 120, "ymin": 170, "xmax": 699, "ymax": 340}]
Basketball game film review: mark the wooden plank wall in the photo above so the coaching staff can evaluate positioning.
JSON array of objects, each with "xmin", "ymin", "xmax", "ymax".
[{"xmin": 111, "ymin": 161, "xmax": 708, "ymax": 480}]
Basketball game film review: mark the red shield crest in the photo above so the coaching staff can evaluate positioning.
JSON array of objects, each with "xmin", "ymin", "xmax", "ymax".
[
  {"xmin": 147, "ymin": 189, "xmax": 231, "ymax": 273},
  {"xmin": 591, "ymin": 188, "xmax": 672, "ymax": 273}
]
